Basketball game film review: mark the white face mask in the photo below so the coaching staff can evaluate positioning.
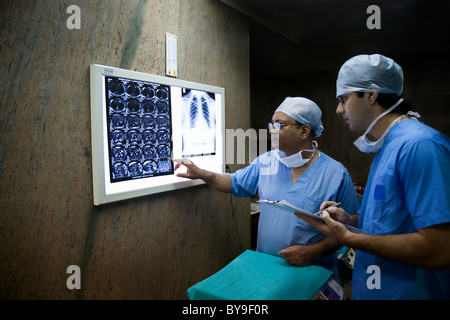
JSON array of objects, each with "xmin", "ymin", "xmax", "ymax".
[
  {"xmin": 274, "ymin": 141, "xmax": 318, "ymax": 168},
  {"xmin": 354, "ymin": 98, "xmax": 403, "ymax": 153}
]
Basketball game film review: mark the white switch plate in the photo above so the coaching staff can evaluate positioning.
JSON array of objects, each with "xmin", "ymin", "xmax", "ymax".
[{"xmin": 166, "ymin": 33, "xmax": 177, "ymax": 77}]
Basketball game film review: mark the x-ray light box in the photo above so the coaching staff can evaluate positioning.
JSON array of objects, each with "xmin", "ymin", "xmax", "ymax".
[{"xmin": 90, "ymin": 64, "xmax": 225, "ymax": 205}]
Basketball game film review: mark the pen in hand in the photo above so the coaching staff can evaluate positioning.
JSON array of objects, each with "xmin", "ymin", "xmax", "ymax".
[{"xmin": 313, "ymin": 202, "xmax": 342, "ymax": 216}]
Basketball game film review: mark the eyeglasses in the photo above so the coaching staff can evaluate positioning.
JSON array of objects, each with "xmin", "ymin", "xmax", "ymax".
[
  {"xmin": 267, "ymin": 122, "xmax": 299, "ymax": 130},
  {"xmin": 338, "ymin": 95, "xmax": 348, "ymax": 104}
]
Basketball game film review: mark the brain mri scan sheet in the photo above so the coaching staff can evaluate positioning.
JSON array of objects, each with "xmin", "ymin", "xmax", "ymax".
[{"xmin": 106, "ymin": 76, "xmax": 174, "ymax": 183}]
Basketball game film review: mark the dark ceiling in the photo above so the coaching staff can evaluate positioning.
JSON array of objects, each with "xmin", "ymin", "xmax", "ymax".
[{"xmin": 220, "ymin": 0, "xmax": 450, "ymax": 75}]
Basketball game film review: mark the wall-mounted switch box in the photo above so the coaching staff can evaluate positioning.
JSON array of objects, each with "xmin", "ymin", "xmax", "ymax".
[{"xmin": 166, "ymin": 33, "xmax": 177, "ymax": 77}]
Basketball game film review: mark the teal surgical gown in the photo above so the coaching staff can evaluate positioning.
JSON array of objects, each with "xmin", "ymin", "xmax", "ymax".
[
  {"xmin": 353, "ymin": 118, "xmax": 450, "ymax": 299},
  {"xmin": 231, "ymin": 151, "xmax": 360, "ymax": 271}
]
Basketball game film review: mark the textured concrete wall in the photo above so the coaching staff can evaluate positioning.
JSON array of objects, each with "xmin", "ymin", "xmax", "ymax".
[{"xmin": 0, "ymin": 0, "xmax": 250, "ymax": 299}]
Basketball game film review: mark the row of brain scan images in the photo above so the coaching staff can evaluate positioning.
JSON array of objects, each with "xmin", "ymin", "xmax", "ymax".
[{"xmin": 106, "ymin": 77, "xmax": 174, "ymax": 182}]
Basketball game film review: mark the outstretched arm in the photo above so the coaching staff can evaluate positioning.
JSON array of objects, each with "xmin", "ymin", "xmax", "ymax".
[{"xmin": 173, "ymin": 158, "xmax": 232, "ymax": 193}]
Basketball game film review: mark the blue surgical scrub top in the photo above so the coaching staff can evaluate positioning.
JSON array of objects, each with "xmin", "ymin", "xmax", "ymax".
[
  {"xmin": 353, "ymin": 119, "xmax": 450, "ymax": 300},
  {"xmin": 231, "ymin": 151, "xmax": 360, "ymax": 271}
]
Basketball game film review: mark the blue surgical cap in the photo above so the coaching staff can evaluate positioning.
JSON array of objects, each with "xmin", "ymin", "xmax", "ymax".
[
  {"xmin": 336, "ymin": 54, "xmax": 404, "ymax": 97},
  {"xmin": 275, "ymin": 97, "xmax": 324, "ymax": 137}
]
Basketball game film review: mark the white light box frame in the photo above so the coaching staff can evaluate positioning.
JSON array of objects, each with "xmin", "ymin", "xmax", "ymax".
[{"xmin": 90, "ymin": 64, "xmax": 225, "ymax": 205}]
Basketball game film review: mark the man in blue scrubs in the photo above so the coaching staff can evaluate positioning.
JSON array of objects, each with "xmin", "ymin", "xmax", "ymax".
[
  {"xmin": 299, "ymin": 54, "xmax": 450, "ymax": 299},
  {"xmin": 174, "ymin": 97, "xmax": 360, "ymax": 274}
]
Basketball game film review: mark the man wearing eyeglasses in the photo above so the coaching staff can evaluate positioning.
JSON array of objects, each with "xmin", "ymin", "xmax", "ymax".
[{"xmin": 174, "ymin": 97, "xmax": 359, "ymax": 274}]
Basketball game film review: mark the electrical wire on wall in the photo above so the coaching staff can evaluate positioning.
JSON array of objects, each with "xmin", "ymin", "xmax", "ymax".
[{"xmin": 226, "ymin": 164, "xmax": 243, "ymax": 253}]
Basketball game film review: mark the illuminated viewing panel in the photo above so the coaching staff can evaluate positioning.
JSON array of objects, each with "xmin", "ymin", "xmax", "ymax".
[{"xmin": 90, "ymin": 64, "xmax": 225, "ymax": 205}]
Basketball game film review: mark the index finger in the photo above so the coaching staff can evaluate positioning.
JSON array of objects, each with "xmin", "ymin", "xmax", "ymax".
[
  {"xmin": 172, "ymin": 158, "xmax": 182, "ymax": 170},
  {"xmin": 320, "ymin": 201, "xmax": 337, "ymax": 211},
  {"xmin": 172, "ymin": 158, "xmax": 184, "ymax": 164},
  {"xmin": 173, "ymin": 158, "xmax": 192, "ymax": 166}
]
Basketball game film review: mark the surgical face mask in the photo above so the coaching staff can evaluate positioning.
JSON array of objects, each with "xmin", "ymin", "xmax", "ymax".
[
  {"xmin": 274, "ymin": 141, "xmax": 318, "ymax": 168},
  {"xmin": 354, "ymin": 98, "xmax": 403, "ymax": 153}
]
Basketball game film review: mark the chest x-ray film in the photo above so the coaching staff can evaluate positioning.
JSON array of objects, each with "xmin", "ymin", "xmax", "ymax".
[
  {"xmin": 90, "ymin": 64, "xmax": 225, "ymax": 205},
  {"xmin": 181, "ymin": 89, "xmax": 216, "ymax": 157}
]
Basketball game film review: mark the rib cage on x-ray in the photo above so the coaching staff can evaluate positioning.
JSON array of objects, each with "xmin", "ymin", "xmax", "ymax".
[
  {"xmin": 189, "ymin": 96, "xmax": 199, "ymax": 128},
  {"xmin": 201, "ymin": 96, "xmax": 211, "ymax": 128},
  {"xmin": 189, "ymin": 95, "xmax": 212, "ymax": 129},
  {"xmin": 182, "ymin": 89, "xmax": 216, "ymax": 157}
]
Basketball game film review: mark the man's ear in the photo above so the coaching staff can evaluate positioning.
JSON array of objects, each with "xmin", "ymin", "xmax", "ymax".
[
  {"xmin": 367, "ymin": 91, "xmax": 379, "ymax": 105},
  {"xmin": 300, "ymin": 124, "xmax": 312, "ymax": 140}
]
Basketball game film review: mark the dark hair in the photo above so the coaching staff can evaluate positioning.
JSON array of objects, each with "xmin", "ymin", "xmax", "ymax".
[{"xmin": 356, "ymin": 92, "xmax": 411, "ymax": 114}]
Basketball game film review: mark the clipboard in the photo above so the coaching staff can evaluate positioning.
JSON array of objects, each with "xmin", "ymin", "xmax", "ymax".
[{"xmin": 258, "ymin": 199, "xmax": 366, "ymax": 234}]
